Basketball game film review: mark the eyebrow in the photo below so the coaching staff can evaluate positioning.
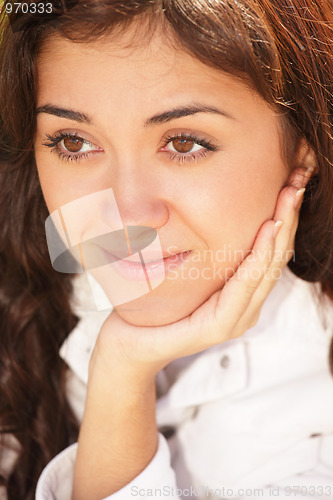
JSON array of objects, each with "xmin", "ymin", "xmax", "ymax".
[
  {"xmin": 36, "ymin": 103, "xmax": 235, "ymax": 125},
  {"xmin": 144, "ymin": 105, "xmax": 235, "ymax": 126},
  {"xmin": 36, "ymin": 105, "xmax": 92, "ymax": 124}
]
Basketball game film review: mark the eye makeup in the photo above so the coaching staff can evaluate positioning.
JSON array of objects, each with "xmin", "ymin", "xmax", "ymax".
[
  {"xmin": 42, "ymin": 132, "xmax": 102, "ymax": 162},
  {"xmin": 160, "ymin": 133, "xmax": 219, "ymax": 163},
  {"xmin": 42, "ymin": 131, "xmax": 220, "ymax": 164}
]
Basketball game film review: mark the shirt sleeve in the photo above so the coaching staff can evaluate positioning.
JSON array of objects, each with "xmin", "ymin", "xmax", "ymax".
[{"xmin": 35, "ymin": 432, "xmax": 181, "ymax": 500}]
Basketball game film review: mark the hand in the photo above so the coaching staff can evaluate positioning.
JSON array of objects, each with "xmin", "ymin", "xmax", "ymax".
[{"xmin": 90, "ymin": 166, "xmax": 314, "ymax": 379}]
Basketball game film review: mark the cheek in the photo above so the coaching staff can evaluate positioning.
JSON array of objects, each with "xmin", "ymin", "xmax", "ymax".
[
  {"xmin": 34, "ymin": 153, "xmax": 60, "ymax": 213},
  {"xmin": 188, "ymin": 155, "xmax": 286, "ymax": 257},
  {"xmin": 34, "ymin": 150, "xmax": 96, "ymax": 213},
  {"xmin": 34, "ymin": 146, "xmax": 69, "ymax": 208}
]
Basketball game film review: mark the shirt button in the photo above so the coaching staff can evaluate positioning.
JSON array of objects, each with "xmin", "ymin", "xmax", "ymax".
[{"xmin": 220, "ymin": 355, "xmax": 230, "ymax": 368}]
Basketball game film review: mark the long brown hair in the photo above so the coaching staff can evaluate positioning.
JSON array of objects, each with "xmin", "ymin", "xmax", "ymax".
[{"xmin": 0, "ymin": 0, "xmax": 332, "ymax": 497}]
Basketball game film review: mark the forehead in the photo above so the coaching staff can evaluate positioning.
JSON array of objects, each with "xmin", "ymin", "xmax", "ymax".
[
  {"xmin": 35, "ymin": 26, "xmax": 281, "ymax": 141},
  {"xmin": 38, "ymin": 35, "xmax": 230, "ymax": 89},
  {"xmin": 38, "ymin": 35, "xmax": 264, "ymax": 106}
]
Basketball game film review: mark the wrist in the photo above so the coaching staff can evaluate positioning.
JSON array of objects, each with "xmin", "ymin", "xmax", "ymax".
[
  {"xmin": 75, "ymin": 343, "xmax": 158, "ymax": 500},
  {"xmin": 88, "ymin": 341, "xmax": 157, "ymax": 393}
]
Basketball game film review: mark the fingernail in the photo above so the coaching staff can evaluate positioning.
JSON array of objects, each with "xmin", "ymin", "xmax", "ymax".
[
  {"xmin": 294, "ymin": 187, "xmax": 306, "ymax": 209},
  {"xmin": 306, "ymin": 165, "xmax": 315, "ymax": 176},
  {"xmin": 298, "ymin": 168, "xmax": 313, "ymax": 190},
  {"xmin": 272, "ymin": 220, "xmax": 283, "ymax": 239}
]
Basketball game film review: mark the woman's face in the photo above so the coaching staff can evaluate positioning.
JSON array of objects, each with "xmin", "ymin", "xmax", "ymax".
[{"xmin": 34, "ymin": 27, "xmax": 291, "ymax": 326}]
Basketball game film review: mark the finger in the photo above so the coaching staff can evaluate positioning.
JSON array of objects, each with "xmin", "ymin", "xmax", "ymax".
[
  {"xmin": 202, "ymin": 176, "xmax": 309, "ymax": 344},
  {"xmin": 285, "ymin": 165, "xmax": 315, "ymax": 191},
  {"xmin": 169, "ymin": 218, "xmax": 279, "ymax": 354},
  {"xmin": 235, "ymin": 184, "xmax": 307, "ymax": 334},
  {"xmin": 273, "ymin": 165, "xmax": 313, "ymax": 260},
  {"xmin": 272, "ymin": 182, "xmax": 307, "ymax": 267},
  {"xmin": 213, "ymin": 218, "xmax": 278, "ymax": 336}
]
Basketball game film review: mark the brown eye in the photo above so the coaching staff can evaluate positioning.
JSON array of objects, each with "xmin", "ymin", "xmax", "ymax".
[
  {"xmin": 172, "ymin": 138, "xmax": 195, "ymax": 153},
  {"xmin": 63, "ymin": 136, "xmax": 85, "ymax": 152}
]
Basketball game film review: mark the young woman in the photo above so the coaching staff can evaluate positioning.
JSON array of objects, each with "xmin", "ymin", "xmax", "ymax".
[{"xmin": 0, "ymin": 1, "xmax": 332, "ymax": 499}]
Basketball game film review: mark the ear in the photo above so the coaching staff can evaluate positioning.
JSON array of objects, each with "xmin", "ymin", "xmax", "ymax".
[
  {"xmin": 293, "ymin": 137, "xmax": 318, "ymax": 170},
  {"xmin": 287, "ymin": 138, "xmax": 318, "ymax": 189}
]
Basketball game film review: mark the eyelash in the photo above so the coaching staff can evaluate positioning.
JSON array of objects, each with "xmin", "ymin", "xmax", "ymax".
[
  {"xmin": 161, "ymin": 133, "xmax": 219, "ymax": 163},
  {"xmin": 42, "ymin": 132, "xmax": 219, "ymax": 164},
  {"xmin": 42, "ymin": 132, "xmax": 97, "ymax": 163}
]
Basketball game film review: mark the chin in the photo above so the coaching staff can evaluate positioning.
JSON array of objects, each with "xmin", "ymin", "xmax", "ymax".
[
  {"xmin": 113, "ymin": 290, "xmax": 199, "ymax": 327},
  {"xmin": 111, "ymin": 268, "xmax": 227, "ymax": 327},
  {"xmin": 114, "ymin": 300, "xmax": 189, "ymax": 327}
]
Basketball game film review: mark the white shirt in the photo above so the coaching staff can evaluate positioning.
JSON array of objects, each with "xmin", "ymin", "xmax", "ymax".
[{"xmin": 33, "ymin": 265, "xmax": 333, "ymax": 499}]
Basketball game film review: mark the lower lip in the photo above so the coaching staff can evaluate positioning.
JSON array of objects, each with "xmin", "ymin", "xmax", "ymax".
[{"xmin": 107, "ymin": 250, "xmax": 192, "ymax": 282}]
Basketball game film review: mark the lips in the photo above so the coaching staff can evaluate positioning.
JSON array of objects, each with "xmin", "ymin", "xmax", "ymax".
[
  {"xmin": 106, "ymin": 249, "xmax": 192, "ymax": 282},
  {"xmin": 120, "ymin": 250, "xmax": 191, "ymax": 264}
]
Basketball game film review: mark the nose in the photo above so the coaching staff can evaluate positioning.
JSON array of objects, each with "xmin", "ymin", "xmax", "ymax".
[{"xmin": 101, "ymin": 162, "xmax": 169, "ymax": 231}]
